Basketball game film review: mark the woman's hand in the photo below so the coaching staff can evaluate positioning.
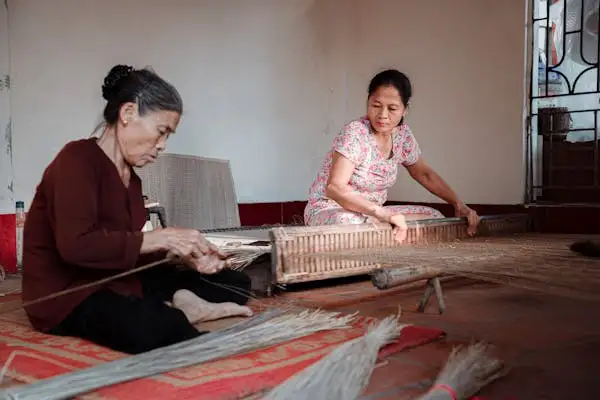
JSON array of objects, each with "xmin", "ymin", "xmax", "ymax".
[
  {"xmin": 454, "ymin": 203, "xmax": 480, "ymax": 236},
  {"xmin": 389, "ymin": 213, "xmax": 408, "ymax": 243},
  {"xmin": 148, "ymin": 228, "xmax": 227, "ymax": 274},
  {"xmin": 373, "ymin": 207, "xmax": 408, "ymax": 243},
  {"xmin": 172, "ymin": 252, "xmax": 225, "ymax": 275}
]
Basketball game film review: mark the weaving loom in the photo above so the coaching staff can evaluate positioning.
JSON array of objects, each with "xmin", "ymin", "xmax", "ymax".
[{"xmin": 200, "ymin": 213, "xmax": 529, "ymax": 306}]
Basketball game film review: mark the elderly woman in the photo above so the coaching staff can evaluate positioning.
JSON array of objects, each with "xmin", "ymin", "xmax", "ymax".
[
  {"xmin": 22, "ymin": 65, "xmax": 252, "ymax": 355},
  {"xmin": 305, "ymin": 69, "xmax": 480, "ymax": 242}
]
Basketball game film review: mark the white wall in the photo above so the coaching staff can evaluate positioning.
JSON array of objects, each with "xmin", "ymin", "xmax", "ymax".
[
  {"xmin": 6, "ymin": 0, "xmax": 528, "ymax": 210},
  {"xmin": 0, "ymin": 2, "xmax": 12, "ymax": 214}
]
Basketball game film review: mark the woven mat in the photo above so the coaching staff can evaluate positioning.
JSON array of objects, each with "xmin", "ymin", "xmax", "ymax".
[{"xmin": 0, "ymin": 293, "xmax": 445, "ymax": 399}]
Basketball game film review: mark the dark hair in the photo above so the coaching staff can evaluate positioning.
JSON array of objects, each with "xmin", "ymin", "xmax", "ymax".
[
  {"xmin": 368, "ymin": 69, "xmax": 412, "ymax": 125},
  {"xmin": 101, "ymin": 64, "xmax": 183, "ymax": 125}
]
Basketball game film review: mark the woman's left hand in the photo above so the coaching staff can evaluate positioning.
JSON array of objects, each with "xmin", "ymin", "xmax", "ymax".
[
  {"xmin": 169, "ymin": 251, "xmax": 226, "ymax": 274},
  {"xmin": 454, "ymin": 203, "xmax": 480, "ymax": 236}
]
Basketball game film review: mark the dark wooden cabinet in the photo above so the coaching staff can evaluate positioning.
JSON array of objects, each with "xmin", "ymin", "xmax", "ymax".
[{"xmin": 538, "ymin": 107, "xmax": 600, "ymax": 202}]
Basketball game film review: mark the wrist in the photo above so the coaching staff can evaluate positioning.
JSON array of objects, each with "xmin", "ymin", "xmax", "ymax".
[
  {"xmin": 372, "ymin": 206, "xmax": 391, "ymax": 223},
  {"xmin": 142, "ymin": 230, "xmax": 169, "ymax": 253},
  {"xmin": 452, "ymin": 200, "xmax": 465, "ymax": 210}
]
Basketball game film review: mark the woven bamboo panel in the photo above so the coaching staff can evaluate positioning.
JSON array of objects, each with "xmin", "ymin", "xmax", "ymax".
[
  {"xmin": 269, "ymin": 213, "xmax": 529, "ymax": 284},
  {"xmin": 136, "ymin": 154, "xmax": 240, "ymax": 230}
]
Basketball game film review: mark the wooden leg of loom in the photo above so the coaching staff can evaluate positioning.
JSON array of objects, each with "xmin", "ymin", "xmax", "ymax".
[
  {"xmin": 432, "ymin": 277, "xmax": 446, "ymax": 313},
  {"xmin": 417, "ymin": 277, "xmax": 446, "ymax": 314}
]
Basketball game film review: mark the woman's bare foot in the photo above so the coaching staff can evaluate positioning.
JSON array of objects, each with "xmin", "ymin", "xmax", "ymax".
[{"xmin": 172, "ymin": 289, "xmax": 253, "ymax": 324}]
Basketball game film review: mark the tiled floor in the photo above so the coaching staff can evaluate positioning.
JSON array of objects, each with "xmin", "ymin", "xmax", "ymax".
[{"xmin": 281, "ymin": 277, "xmax": 600, "ymax": 399}]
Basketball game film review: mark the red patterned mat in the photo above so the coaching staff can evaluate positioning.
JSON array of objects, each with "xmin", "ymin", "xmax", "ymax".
[{"xmin": 0, "ymin": 294, "xmax": 445, "ymax": 399}]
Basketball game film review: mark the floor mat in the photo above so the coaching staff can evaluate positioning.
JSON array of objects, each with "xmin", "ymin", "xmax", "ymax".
[{"xmin": 0, "ymin": 294, "xmax": 445, "ymax": 399}]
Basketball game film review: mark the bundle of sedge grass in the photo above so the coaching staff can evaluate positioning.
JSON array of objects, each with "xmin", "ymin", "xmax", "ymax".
[
  {"xmin": 263, "ymin": 316, "xmax": 505, "ymax": 400},
  {"xmin": 264, "ymin": 315, "xmax": 403, "ymax": 400},
  {"xmin": 220, "ymin": 246, "xmax": 270, "ymax": 270},
  {"xmin": 416, "ymin": 342, "xmax": 506, "ymax": 399}
]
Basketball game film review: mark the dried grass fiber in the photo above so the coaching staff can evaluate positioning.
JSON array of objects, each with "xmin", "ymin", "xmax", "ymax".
[
  {"xmin": 0, "ymin": 309, "xmax": 354, "ymax": 400},
  {"xmin": 416, "ymin": 342, "xmax": 505, "ymax": 400},
  {"xmin": 294, "ymin": 236, "xmax": 600, "ymax": 302},
  {"xmin": 264, "ymin": 315, "xmax": 403, "ymax": 400}
]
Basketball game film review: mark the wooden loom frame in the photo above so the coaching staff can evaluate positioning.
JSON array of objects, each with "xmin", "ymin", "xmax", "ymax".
[
  {"xmin": 269, "ymin": 213, "xmax": 529, "ymax": 285},
  {"xmin": 201, "ymin": 213, "xmax": 530, "ymax": 305}
]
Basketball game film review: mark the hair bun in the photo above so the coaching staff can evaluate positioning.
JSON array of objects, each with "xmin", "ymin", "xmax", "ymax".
[{"xmin": 102, "ymin": 64, "xmax": 134, "ymax": 101}]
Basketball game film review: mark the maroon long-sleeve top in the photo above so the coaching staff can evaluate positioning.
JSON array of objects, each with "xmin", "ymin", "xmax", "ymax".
[{"xmin": 22, "ymin": 138, "xmax": 163, "ymax": 332}]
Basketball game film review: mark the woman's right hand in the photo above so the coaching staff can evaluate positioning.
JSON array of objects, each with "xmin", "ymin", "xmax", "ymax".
[
  {"xmin": 148, "ymin": 228, "xmax": 226, "ymax": 274},
  {"xmin": 373, "ymin": 207, "xmax": 408, "ymax": 243},
  {"xmin": 388, "ymin": 213, "xmax": 408, "ymax": 243}
]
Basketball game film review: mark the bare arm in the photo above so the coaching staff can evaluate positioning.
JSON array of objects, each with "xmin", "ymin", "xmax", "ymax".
[
  {"xmin": 404, "ymin": 158, "xmax": 465, "ymax": 209},
  {"xmin": 406, "ymin": 158, "xmax": 480, "ymax": 234},
  {"xmin": 324, "ymin": 152, "xmax": 391, "ymax": 222}
]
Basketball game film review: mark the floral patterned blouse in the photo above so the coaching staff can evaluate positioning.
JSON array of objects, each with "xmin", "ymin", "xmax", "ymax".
[{"xmin": 304, "ymin": 116, "xmax": 422, "ymax": 225}]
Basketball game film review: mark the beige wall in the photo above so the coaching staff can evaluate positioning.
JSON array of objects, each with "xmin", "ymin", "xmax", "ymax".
[
  {"xmin": 5, "ymin": 0, "xmax": 528, "ymax": 212},
  {"xmin": 0, "ymin": 2, "xmax": 12, "ymax": 214}
]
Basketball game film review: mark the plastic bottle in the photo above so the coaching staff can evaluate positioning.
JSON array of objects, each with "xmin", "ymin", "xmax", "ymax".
[
  {"xmin": 15, "ymin": 201, "xmax": 25, "ymax": 273},
  {"xmin": 142, "ymin": 208, "xmax": 154, "ymax": 232}
]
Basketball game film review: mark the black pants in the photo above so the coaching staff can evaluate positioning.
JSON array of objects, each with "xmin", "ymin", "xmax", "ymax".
[{"xmin": 50, "ymin": 265, "xmax": 252, "ymax": 354}]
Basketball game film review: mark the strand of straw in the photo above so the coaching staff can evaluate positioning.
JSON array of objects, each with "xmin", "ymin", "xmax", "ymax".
[
  {"xmin": 0, "ymin": 258, "xmax": 170, "ymax": 314},
  {"xmin": 0, "ymin": 351, "xmax": 18, "ymax": 386},
  {"xmin": 195, "ymin": 275, "xmax": 310, "ymax": 313}
]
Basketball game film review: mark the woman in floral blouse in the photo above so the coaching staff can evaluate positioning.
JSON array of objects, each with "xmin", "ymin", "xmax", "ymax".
[{"xmin": 304, "ymin": 69, "xmax": 480, "ymax": 242}]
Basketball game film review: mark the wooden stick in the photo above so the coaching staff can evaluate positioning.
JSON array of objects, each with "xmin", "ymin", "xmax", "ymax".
[{"xmin": 0, "ymin": 258, "xmax": 170, "ymax": 314}]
